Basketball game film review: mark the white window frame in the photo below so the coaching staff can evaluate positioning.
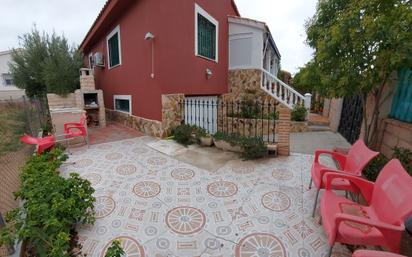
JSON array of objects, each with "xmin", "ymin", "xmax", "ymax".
[
  {"xmin": 106, "ymin": 25, "xmax": 122, "ymax": 69},
  {"xmin": 113, "ymin": 95, "xmax": 132, "ymax": 115},
  {"xmin": 195, "ymin": 3, "xmax": 219, "ymax": 62}
]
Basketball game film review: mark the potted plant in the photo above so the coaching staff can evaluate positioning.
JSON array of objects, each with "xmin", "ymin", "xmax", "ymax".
[{"xmin": 195, "ymin": 127, "xmax": 213, "ymax": 146}]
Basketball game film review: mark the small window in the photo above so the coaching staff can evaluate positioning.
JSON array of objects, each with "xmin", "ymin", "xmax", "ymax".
[
  {"xmin": 106, "ymin": 26, "xmax": 122, "ymax": 69},
  {"xmin": 2, "ymin": 73, "xmax": 13, "ymax": 86},
  {"xmin": 114, "ymin": 95, "xmax": 131, "ymax": 114},
  {"xmin": 88, "ymin": 53, "xmax": 94, "ymax": 68},
  {"xmin": 195, "ymin": 4, "xmax": 218, "ymax": 62}
]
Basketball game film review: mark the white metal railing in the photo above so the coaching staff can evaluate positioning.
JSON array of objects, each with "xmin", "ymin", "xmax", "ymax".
[{"xmin": 261, "ymin": 69, "xmax": 311, "ymax": 110}]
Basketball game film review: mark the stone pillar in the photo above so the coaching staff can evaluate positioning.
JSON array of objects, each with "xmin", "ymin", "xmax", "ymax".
[
  {"xmin": 161, "ymin": 94, "xmax": 184, "ymax": 137},
  {"xmin": 277, "ymin": 105, "xmax": 291, "ymax": 156}
]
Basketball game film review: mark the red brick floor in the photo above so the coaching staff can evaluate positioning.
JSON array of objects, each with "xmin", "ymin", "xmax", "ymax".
[{"xmin": 88, "ymin": 123, "xmax": 143, "ymax": 145}]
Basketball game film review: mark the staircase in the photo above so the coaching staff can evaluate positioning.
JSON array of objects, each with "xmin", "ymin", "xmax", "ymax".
[{"xmin": 260, "ymin": 69, "xmax": 311, "ymax": 110}]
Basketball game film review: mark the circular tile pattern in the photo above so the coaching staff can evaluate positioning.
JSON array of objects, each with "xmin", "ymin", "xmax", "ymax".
[
  {"xmin": 133, "ymin": 181, "xmax": 161, "ymax": 198},
  {"xmin": 95, "ymin": 196, "xmax": 116, "ymax": 219},
  {"xmin": 166, "ymin": 206, "xmax": 206, "ymax": 235},
  {"xmin": 261, "ymin": 191, "xmax": 291, "ymax": 212},
  {"xmin": 116, "ymin": 164, "xmax": 137, "ymax": 175},
  {"xmin": 257, "ymin": 216, "xmax": 270, "ymax": 224},
  {"xmin": 216, "ymin": 226, "xmax": 232, "ymax": 236},
  {"xmin": 156, "ymin": 238, "xmax": 170, "ymax": 250},
  {"xmin": 105, "ymin": 152, "xmax": 123, "ymax": 160},
  {"xmin": 147, "ymin": 156, "xmax": 167, "ymax": 166},
  {"xmin": 81, "ymin": 173, "xmax": 102, "ymax": 186},
  {"xmin": 297, "ymin": 248, "xmax": 310, "ymax": 257},
  {"xmin": 74, "ymin": 159, "xmax": 93, "ymax": 168},
  {"xmin": 100, "ymin": 236, "xmax": 145, "ymax": 257},
  {"xmin": 144, "ymin": 226, "xmax": 158, "ymax": 236},
  {"xmin": 207, "ymin": 181, "xmax": 238, "ymax": 198},
  {"xmin": 111, "ymin": 219, "xmax": 121, "ymax": 228},
  {"xmin": 171, "ymin": 168, "xmax": 195, "ymax": 180},
  {"xmin": 97, "ymin": 144, "xmax": 112, "ymax": 150},
  {"xmin": 231, "ymin": 165, "xmax": 255, "ymax": 174},
  {"xmin": 205, "ymin": 238, "xmax": 220, "ymax": 250},
  {"xmin": 235, "ymin": 233, "xmax": 287, "ymax": 257},
  {"xmin": 272, "ymin": 168, "xmax": 293, "ymax": 181}
]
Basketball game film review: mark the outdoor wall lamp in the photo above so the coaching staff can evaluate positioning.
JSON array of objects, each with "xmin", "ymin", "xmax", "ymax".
[
  {"xmin": 206, "ymin": 68, "xmax": 213, "ymax": 79},
  {"xmin": 144, "ymin": 32, "xmax": 155, "ymax": 78}
]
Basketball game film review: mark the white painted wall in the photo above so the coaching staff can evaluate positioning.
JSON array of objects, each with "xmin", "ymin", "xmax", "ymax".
[
  {"xmin": 0, "ymin": 50, "xmax": 25, "ymax": 100},
  {"xmin": 229, "ymin": 22, "xmax": 264, "ymax": 70}
]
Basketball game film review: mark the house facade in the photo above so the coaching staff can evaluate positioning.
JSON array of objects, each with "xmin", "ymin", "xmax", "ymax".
[
  {"xmin": 0, "ymin": 50, "xmax": 25, "ymax": 100},
  {"xmin": 80, "ymin": 0, "xmax": 308, "ymax": 149}
]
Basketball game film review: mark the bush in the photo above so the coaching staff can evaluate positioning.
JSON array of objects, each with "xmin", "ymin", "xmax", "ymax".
[
  {"xmin": 0, "ymin": 147, "xmax": 95, "ymax": 257},
  {"xmin": 363, "ymin": 147, "xmax": 412, "ymax": 181},
  {"xmin": 213, "ymin": 132, "xmax": 267, "ymax": 160},
  {"xmin": 291, "ymin": 104, "xmax": 307, "ymax": 122},
  {"xmin": 105, "ymin": 240, "xmax": 125, "ymax": 257},
  {"xmin": 172, "ymin": 124, "xmax": 195, "ymax": 146}
]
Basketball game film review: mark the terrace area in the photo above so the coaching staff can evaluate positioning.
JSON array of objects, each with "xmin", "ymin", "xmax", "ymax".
[{"xmin": 59, "ymin": 127, "xmax": 352, "ymax": 257}]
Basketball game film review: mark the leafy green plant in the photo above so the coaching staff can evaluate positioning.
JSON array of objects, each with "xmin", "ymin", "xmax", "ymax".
[
  {"xmin": 363, "ymin": 147, "xmax": 412, "ymax": 181},
  {"xmin": 213, "ymin": 132, "xmax": 267, "ymax": 160},
  {"xmin": 239, "ymin": 136, "xmax": 267, "ymax": 160},
  {"xmin": 172, "ymin": 124, "xmax": 195, "ymax": 146},
  {"xmin": 291, "ymin": 104, "xmax": 307, "ymax": 122},
  {"xmin": 0, "ymin": 147, "xmax": 96, "ymax": 257},
  {"xmin": 105, "ymin": 240, "xmax": 125, "ymax": 257}
]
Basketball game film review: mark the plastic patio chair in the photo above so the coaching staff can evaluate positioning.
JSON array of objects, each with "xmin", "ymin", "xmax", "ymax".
[
  {"xmin": 20, "ymin": 134, "xmax": 56, "ymax": 155},
  {"xmin": 352, "ymin": 250, "xmax": 407, "ymax": 257},
  {"xmin": 320, "ymin": 159, "xmax": 412, "ymax": 257},
  {"xmin": 64, "ymin": 113, "xmax": 89, "ymax": 146},
  {"xmin": 309, "ymin": 139, "xmax": 379, "ymax": 217}
]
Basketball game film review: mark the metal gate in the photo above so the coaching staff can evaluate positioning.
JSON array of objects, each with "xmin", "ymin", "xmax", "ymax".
[
  {"xmin": 184, "ymin": 96, "xmax": 218, "ymax": 134},
  {"xmin": 338, "ymin": 95, "xmax": 363, "ymax": 144}
]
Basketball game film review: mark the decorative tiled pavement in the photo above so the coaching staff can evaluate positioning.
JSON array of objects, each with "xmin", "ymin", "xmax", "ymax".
[{"xmin": 60, "ymin": 137, "xmax": 351, "ymax": 257}]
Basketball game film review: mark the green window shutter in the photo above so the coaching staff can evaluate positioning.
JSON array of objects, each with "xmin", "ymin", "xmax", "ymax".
[
  {"xmin": 108, "ymin": 33, "xmax": 120, "ymax": 67},
  {"xmin": 197, "ymin": 14, "xmax": 216, "ymax": 60}
]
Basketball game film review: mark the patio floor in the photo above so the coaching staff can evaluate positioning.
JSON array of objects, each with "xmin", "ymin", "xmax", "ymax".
[{"xmin": 60, "ymin": 136, "xmax": 351, "ymax": 257}]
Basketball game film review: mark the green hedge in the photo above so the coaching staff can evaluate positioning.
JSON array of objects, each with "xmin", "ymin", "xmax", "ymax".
[
  {"xmin": 214, "ymin": 131, "xmax": 267, "ymax": 160},
  {"xmin": 0, "ymin": 148, "xmax": 96, "ymax": 257}
]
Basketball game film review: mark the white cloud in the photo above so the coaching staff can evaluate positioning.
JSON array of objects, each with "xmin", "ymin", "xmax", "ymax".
[{"xmin": 0, "ymin": 0, "xmax": 317, "ymax": 73}]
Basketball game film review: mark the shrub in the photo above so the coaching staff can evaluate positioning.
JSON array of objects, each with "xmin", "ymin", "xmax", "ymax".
[
  {"xmin": 213, "ymin": 131, "xmax": 267, "ymax": 160},
  {"xmin": 105, "ymin": 240, "xmax": 125, "ymax": 257},
  {"xmin": 363, "ymin": 147, "xmax": 412, "ymax": 181},
  {"xmin": 0, "ymin": 147, "xmax": 95, "ymax": 257},
  {"xmin": 291, "ymin": 104, "xmax": 307, "ymax": 122},
  {"xmin": 240, "ymin": 136, "xmax": 267, "ymax": 160},
  {"xmin": 172, "ymin": 124, "xmax": 195, "ymax": 146}
]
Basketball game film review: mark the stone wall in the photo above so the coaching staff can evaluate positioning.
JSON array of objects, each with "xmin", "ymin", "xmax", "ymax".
[
  {"xmin": 80, "ymin": 75, "xmax": 95, "ymax": 90},
  {"xmin": 378, "ymin": 118, "xmax": 412, "ymax": 158},
  {"xmin": 225, "ymin": 69, "xmax": 292, "ymax": 155},
  {"xmin": 47, "ymin": 93, "xmax": 76, "ymax": 109},
  {"xmin": 107, "ymin": 93, "xmax": 184, "ymax": 138}
]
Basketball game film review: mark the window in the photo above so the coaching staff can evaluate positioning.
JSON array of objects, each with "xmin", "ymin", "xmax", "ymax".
[
  {"xmin": 88, "ymin": 53, "xmax": 94, "ymax": 68},
  {"xmin": 114, "ymin": 95, "xmax": 131, "ymax": 114},
  {"xmin": 106, "ymin": 26, "xmax": 122, "ymax": 69},
  {"xmin": 195, "ymin": 4, "xmax": 218, "ymax": 62},
  {"xmin": 2, "ymin": 73, "xmax": 13, "ymax": 86}
]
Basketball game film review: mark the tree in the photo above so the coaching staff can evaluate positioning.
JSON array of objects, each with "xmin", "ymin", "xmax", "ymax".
[
  {"xmin": 293, "ymin": 60, "xmax": 324, "ymax": 95},
  {"xmin": 306, "ymin": 0, "xmax": 412, "ymax": 147},
  {"xmin": 10, "ymin": 26, "xmax": 83, "ymax": 97},
  {"xmin": 9, "ymin": 27, "xmax": 48, "ymax": 97}
]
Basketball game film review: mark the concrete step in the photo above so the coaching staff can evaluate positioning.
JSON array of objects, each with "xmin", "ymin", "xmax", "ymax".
[{"xmin": 308, "ymin": 125, "xmax": 331, "ymax": 132}]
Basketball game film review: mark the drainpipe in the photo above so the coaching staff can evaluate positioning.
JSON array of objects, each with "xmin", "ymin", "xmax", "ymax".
[{"xmin": 304, "ymin": 93, "xmax": 312, "ymax": 115}]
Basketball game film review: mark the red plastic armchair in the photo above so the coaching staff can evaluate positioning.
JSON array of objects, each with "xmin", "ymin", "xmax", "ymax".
[
  {"xmin": 20, "ymin": 134, "xmax": 56, "ymax": 155},
  {"xmin": 320, "ymin": 159, "xmax": 412, "ymax": 257},
  {"xmin": 64, "ymin": 114, "xmax": 88, "ymax": 146},
  {"xmin": 353, "ymin": 250, "xmax": 407, "ymax": 257},
  {"xmin": 310, "ymin": 139, "xmax": 379, "ymax": 217}
]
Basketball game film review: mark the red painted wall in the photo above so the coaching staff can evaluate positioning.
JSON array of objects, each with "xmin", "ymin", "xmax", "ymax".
[{"xmin": 84, "ymin": 0, "xmax": 237, "ymax": 121}]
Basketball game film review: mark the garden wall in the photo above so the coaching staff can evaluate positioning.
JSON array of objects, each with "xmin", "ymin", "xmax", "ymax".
[
  {"xmin": 378, "ymin": 118, "xmax": 412, "ymax": 158},
  {"xmin": 107, "ymin": 94, "xmax": 183, "ymax": 138}
]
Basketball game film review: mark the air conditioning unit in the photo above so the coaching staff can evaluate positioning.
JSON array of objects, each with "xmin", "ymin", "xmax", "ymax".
[{"xmin": 93, "ymin": 52, "xmax": 105, "ymax": 67}]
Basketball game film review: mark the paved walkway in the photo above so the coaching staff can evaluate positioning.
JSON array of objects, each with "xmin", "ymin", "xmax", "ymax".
[
  {"xmin": 61, "ymin": 136, "xmax": 351, "ymax": 257},
  {"xmin": 291, "ymin": 131, "xmax": 351, "ymax": 155}
]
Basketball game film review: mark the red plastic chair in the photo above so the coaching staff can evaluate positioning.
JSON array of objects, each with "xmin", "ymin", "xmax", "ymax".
[
  {"xmin": 64, "ymin": 114, "xmax": 88, "ymax": 146},
  {"xmin": 20, "ymin": 134, "xmax": 56, "ymax": 155},
  {"xmin": 353, "ymin": 250, "xmax": 407, "ymax": 257},
  {"xmin": 320, "ymin": 159, "xmax": 412, "ymax": 256},
  {"xmin": 310, "ymin": 139, "xmax": 379, "ymax": 217}
]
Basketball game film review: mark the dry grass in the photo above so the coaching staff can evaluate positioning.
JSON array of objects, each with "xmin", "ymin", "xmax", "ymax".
[{"xmin": 0, "ymin": 101, "xmax": 26, "ymax": 154}]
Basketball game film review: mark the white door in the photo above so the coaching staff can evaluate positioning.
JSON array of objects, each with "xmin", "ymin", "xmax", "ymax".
[{"xmin": 184, "ymin": 96, "xmax": 218, "ymax": 134}]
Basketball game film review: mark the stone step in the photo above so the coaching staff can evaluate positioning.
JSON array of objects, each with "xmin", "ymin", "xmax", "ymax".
[
  {"xmin": 308, "ymin": 125, "xmax": 331, "ymax": 132},
  {"xmin": 308, "ymin": 120, "xmax": 330, "ymax": 126}
]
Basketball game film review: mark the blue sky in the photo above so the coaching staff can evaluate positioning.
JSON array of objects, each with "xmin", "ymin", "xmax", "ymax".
[{"xmin": 0, "ymin": 0, "xmax": 318, "ymax": 74}]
